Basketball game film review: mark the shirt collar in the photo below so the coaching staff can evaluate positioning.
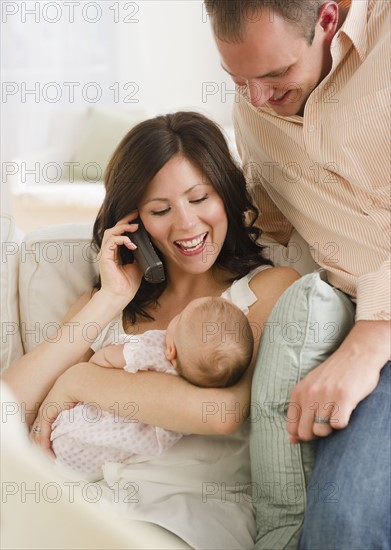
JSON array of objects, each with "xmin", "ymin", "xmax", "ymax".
[{"xmin": 338, "ymin": 0, "xmax": 368, "ymax": 62}]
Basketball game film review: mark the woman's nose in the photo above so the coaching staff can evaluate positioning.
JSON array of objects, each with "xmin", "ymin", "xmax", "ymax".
[{"xmin": 174, "ymin": 205, "xmax": 197, "ymax": 231}]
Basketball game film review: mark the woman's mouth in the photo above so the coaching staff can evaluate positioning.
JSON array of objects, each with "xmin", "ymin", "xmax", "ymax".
[{"xmin": 174, "ymin": 232, "xmax": 208, "ymax": 255}]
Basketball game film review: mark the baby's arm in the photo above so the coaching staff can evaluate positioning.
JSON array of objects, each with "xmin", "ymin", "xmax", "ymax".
[{"xmin": 89, "ymin": 344, "xmax": 126, "ymax": 368}]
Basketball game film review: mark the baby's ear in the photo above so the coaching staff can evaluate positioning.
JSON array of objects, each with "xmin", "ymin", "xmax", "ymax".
[{"xmin": 165, "ymin": 343, "xmax": 177, "ymax": 365}]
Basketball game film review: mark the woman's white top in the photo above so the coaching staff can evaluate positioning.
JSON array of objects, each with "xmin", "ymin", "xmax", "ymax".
[{"xmin": 90, "ymin": 265, "xmax": 271, "ymax": 549}]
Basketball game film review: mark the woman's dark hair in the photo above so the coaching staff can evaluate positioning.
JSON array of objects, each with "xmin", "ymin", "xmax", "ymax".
[{"xmin": 92, "ymin": 111, "xmax": 272, "ymax": 324}]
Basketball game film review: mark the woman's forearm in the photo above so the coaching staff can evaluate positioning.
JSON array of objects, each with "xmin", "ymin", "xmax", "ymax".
[
  {"xmin": 59, "ymin": 362, "xmax": 250, "ymax": 435},
  {"xmin": 1, "ymin": 289, "xmax": 128, "ymax": 422}
]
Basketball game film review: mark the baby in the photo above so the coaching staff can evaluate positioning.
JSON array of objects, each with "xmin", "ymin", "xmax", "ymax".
[{"xmin": 51, "ymin": 296, "xmax": 253, "ymax": 479}]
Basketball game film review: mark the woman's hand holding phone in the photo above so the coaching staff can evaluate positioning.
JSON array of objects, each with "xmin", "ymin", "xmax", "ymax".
[{"xmin": 99, "ymin": 211, "xmax": 143, "ymax": 303}]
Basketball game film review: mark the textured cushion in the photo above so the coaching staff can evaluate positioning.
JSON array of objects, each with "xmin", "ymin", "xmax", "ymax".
[
  {"xmin": 18, "ymin": 223, "xmax": 99, "ymax": 353},
  {"xmin": 70, "ymin": 107, "xmax": 146, "ymax": 181},
  {"xmin": 0, "ymin": 215, "xmax": 25, "ymax": 370},
  {"xmin": 250, "ymin": 271, "xmax": 355, "ymax": 549}
]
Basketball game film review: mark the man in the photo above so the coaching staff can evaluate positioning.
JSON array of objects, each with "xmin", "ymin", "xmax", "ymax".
[{"xmin": 205, "ymin": 0, "xmax": 390, "ymax": 548}]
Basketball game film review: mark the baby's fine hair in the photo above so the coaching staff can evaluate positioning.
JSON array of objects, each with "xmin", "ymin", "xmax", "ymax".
[{"xmin": 176, "ymin": 297, "xmax": 254, "ymax": 388}]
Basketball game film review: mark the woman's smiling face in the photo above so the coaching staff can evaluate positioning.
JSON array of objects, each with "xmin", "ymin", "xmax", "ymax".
[{"xmin": 138, "ymin": 155, "xmax": 228, "ymax": 276}]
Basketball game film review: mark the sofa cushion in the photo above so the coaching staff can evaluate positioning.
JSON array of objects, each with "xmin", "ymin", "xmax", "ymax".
[
  {"xmin": 250, "ymin": 270, "xmax": 355, "ymax": 549},
  {"xmin": 18, "ymin": 223, "xmax": 99, "ymax": 353},
  {"xmin": 1, "ymin": 215, "xmax": 25, "ymax": 370}
]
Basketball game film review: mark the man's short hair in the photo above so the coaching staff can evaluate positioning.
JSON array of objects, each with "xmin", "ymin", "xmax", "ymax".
[{"xmin": 204, "ymin": 0, "xmax": 325, "ymax": 45}]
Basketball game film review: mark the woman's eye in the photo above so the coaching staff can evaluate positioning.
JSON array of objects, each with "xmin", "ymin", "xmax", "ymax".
[
  {"xmin": 190, "ymin": 195, "xmax": 208, "ymax": 204},
  {"xmin": 152, "ymin": 208, "xmax": 170, "ymax": 216}
]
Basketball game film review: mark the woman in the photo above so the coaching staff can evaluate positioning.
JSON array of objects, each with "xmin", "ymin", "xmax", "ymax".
[{"xmin": 3, "ymin": 112, "xmax": 298, "ymax": 548}]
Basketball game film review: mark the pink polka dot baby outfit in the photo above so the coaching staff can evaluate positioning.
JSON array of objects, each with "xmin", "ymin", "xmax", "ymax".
[{"xmin": 51, "ymin": 330, "xmax": 182, "ymax": 479}]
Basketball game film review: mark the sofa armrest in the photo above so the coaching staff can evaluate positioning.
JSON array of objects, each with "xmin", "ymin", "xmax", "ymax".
[
  {"xmin": 0, "ymin": 382, "xmax": 191, "ymax": 549},
  {"xmin": 1, "ymin": 215, "xmax": 25, "ymax": 371},
  {"xmin": 2, "ymin": 221, "xmax": 194, "ymax": 549}
]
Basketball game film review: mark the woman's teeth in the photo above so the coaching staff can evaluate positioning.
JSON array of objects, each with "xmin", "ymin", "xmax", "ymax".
[{"xmin": 175, "ymin": 232, "xmax": 207, "ymax": 251}]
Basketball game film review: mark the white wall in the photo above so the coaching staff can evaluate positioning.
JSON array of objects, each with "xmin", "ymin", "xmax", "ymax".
[
  {"xmin": 115, "ymin": 1, "xmax": 235, "ymax": 123},
  {"xmin": 1, "ymin": 0, "xmax": 235, "ymax": 217}
]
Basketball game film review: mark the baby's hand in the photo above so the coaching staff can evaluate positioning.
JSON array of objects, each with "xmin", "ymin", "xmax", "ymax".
[
  {"xmin": 89, "ymin": 345, "xmax": 125, "ymax": 368},
  {"xmin": 89, "ymin": 349, "xmax": 110, "ymax": 367}
]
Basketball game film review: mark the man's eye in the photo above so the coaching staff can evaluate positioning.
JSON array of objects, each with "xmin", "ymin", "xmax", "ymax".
[{"xmin": 276, "ymin": 68, "xmax": 290, "ymax": 77}]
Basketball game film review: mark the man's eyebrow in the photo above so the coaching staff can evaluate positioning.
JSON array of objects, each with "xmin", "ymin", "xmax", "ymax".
[{"xmin": 221, "ymin": 62, "xmax": 290, "ymax": 79}]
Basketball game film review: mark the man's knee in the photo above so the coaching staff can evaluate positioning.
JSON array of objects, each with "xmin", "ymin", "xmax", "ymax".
[
  {"xmin": 300, "ymin": 499, "xmax": 390, "ymax": 550},
  {"xmin": 300, "ymin": 476, "xmax": 390, "ymax": 550}
]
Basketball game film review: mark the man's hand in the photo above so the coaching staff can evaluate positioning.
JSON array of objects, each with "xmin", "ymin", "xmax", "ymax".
[{"xmin": 286, "ymin": 320, "xmax": 390, "ymax": 443}]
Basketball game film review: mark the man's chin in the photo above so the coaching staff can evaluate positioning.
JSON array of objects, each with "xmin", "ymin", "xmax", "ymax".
[{"xmin": 268, "ymin": 100, "xmax": 305, "ymax": 117}]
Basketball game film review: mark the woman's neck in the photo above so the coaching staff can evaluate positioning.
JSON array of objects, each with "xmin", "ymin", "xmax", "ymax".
[
  {"xmin": 164, "ymin": 266, "xmax": 231, "ymax": 303},
  {"xmin": 127, "ymin": 267, "xmax": 233, "ymax": 333}
]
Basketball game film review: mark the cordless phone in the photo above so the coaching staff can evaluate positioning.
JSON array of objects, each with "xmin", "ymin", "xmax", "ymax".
[{"xmin": 126, "ymin": 219, "xmax": 165, "ymax": 284}]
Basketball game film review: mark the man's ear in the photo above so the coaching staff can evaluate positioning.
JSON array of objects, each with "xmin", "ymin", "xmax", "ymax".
[{"xmin": 317, "ymin": 2, "xmax": 339, "ymax": 35}]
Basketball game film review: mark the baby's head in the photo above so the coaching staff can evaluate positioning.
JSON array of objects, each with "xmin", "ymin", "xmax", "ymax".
[{"xmin": 165, "ymin": 297, "xmax": 253, "ymax": 388}]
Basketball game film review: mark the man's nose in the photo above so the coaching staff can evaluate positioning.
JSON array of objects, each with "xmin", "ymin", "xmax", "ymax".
[{"xmin": 247, "ymin": 80, "xmax": 274, "ymax": 108}]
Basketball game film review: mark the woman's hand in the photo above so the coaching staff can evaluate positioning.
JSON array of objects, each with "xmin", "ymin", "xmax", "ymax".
[
  {"xmin": 99, "ymin": 211, "xmax": 143, "ymax": 301},
  {"xmin": 4, "ymin": 214, "xmax": 144, "ymax": 426},
  {"xmin": 30, "ymin": 367, "xmax": 81, "ymax": 457}
]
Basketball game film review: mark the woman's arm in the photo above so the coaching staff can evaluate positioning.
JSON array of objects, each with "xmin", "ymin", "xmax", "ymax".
[
  {"xmin": 247, "ymin": 267, "xmax": 300, "ymax": 361},
  {"xmin": 34, "ymin": 361, "xmax": 244, "ymax": 450},
  {"xmin": 2, "ymin": 290, "xmax": 128, "ymax": 426},
  {"xmin": 2, "ymin": 214, "xmax": 142, "ymax": 426},
  {"xmin": 32, "ymin": 266, "xmax": 300, "ymax": 453}
]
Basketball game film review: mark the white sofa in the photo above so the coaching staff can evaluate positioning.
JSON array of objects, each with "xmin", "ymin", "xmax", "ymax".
[
  {"xmin": 1, "ymin": 214, "xmax": 192, "ymax": 549},
  {"xmin": 1, "ymin": 213, "xmax": 322, "ymax": 549}
]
